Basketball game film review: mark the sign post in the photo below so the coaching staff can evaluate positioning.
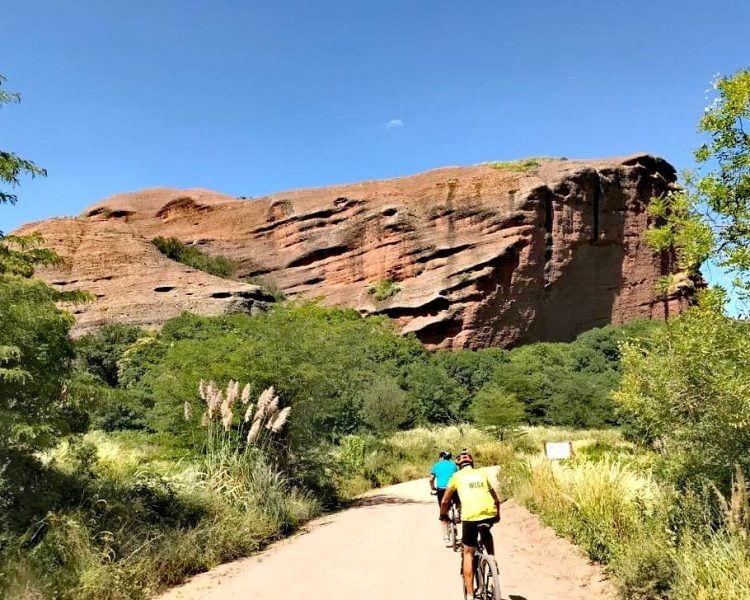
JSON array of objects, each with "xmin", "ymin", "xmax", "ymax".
[{"xmin": 544, "ymin": 441, "xmax": 573, "ymax": 460}]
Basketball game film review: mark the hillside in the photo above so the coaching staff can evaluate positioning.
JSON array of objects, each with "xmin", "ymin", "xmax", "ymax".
[{"xmin": 18, "ymin": 154, "xmax": 696, "ymax": 348}]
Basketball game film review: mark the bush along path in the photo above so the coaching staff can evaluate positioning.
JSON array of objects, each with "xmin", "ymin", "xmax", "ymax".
[{"xmin": 157, "ymin": 470, "xmax": 614, "ymax": 600}]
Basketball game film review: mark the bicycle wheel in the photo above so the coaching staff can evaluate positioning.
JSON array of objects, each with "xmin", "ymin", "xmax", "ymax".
[{"xmin": 477, "ymin": 552, "xmax": 501, "ymax": 600}]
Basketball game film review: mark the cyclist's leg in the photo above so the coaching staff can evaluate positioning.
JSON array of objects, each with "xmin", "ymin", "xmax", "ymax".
[
  {"xmin": 462, "ymin": 520, "xmax": 480, "ymax": 595},
  {"xmin": 479, "ymin": 522, "xmax": 495, "ymax": 556},
  {"xmin": 462, "ymin": 544, "xmax": 475, "ymax": 595},
  {"xmin": 436, "ymin": 488, "xmax": 450, "ymax": 539}
]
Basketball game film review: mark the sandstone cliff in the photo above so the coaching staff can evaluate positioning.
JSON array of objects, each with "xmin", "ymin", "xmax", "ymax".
[{"xmin": 18, "ymin": 154, "xmax": 696, "ymax": 348}]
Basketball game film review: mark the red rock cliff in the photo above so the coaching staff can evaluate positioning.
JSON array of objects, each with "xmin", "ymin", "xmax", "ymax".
[{"xmin": 18, "ymin": 154, "xmax": 696, "ymax": 348}]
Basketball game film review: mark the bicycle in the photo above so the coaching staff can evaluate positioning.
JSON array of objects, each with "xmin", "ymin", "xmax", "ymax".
[{"xmin": 461, "ymin": 522, "xmax": 501, "ymax": 600}]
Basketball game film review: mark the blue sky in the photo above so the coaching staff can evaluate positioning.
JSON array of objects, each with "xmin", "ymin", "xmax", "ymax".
[{"xmin": 2, "ymin": 0, "xmax": 749, "ymax": 293}]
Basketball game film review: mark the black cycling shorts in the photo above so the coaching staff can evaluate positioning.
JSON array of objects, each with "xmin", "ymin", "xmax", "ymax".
[{"xmin": 461, "ymin": 517, "xmax": 495, "ymax": 547}]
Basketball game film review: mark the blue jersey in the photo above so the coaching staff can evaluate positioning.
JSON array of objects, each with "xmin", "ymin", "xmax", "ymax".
[{"xmin": 431, "ymin": 459, "xmax": 458, "ymax": 489}]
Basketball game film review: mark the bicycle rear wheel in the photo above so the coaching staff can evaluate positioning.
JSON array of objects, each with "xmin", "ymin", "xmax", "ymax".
[{"xmin": 477, "ymin": 552, "xmax": 501, "ymax": 600}]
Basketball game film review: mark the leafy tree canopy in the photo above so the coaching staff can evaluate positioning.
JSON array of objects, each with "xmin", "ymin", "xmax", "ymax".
[{"xmin": 647, "ymin": 68, "xmax": 750, "ymax": 308}]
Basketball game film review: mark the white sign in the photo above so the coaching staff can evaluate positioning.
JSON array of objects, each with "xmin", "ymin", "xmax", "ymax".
[{"xmin": 544, "ymin": 442, "xmax": 573, "ymax": 460}]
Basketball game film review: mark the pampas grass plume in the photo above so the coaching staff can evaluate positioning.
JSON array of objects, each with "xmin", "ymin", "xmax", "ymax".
[
  {"xmin": 272, "ymin": 407, "xmax": 291, "ymax": 433},
  {"xmin": 241, "ymin": 383, "xmax": 251, "ymax": 404}
]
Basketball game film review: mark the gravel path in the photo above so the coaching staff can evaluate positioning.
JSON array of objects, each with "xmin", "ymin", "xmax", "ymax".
[{"xmin": 157, "ymin": 469, "xmax": 615, "ymax": 599}]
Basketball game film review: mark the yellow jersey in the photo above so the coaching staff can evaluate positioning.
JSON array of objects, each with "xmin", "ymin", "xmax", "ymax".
[{"xmin": 446, "ymin": 466, "xmax": 497, "ymax": 521}]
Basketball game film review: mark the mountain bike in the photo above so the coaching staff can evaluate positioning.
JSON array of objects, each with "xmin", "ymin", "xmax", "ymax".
[{"xmin": 461, "ymin": 522, "xmax": 501, "ymax": 600}]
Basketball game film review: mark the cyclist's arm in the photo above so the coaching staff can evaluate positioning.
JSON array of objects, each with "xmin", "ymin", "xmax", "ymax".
[
  {"xmin": 429, "ymin": 473, "xmax": 436, "ymax": 491},
  {"xmin": 488, "ymin": 479, "xmax": 501, "ymax": 519},
  {"xmin": 439, "ymin": 486, "xmax": 454, "ymax": 518}
]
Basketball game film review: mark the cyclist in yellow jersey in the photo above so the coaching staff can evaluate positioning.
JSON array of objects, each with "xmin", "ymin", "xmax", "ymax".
[{"xmin": 440, "ymin": 451, "xmax": 500, "ymax": 599}]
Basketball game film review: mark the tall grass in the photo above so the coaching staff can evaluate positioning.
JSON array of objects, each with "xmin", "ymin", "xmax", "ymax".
[
  {"xmin": 500, "ymin": 428, "xmax": 750, "ymax": 599},
  {"xmin": 332, "ymin": 426, "xmax": 515, "ymax": 497},
  {"xmin": 0, "ymin": 384, "xmax": 316, "ymax": 599},
  {"xmin": 509, "ymin": 456, "xmax": 656, "ymax": 562}
]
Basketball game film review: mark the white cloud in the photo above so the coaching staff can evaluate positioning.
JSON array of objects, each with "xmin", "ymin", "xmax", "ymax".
[{"xmin": 386, "ymin": 118, "xmax": 404, "ymax": 130}]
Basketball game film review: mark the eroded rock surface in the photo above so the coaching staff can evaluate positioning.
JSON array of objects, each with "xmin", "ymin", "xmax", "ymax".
[{"xmin": 18, "ymin": 156, "xmax": 696, "ymax": 347}]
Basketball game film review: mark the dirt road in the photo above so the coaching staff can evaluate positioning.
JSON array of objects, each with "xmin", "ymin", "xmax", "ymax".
[{"xmin": 158, "ymin": 471, "xmax": 615, "ymax": 600}]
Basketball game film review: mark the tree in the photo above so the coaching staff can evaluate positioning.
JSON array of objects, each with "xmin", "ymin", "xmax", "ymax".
[
  {"xmin": 75, "ymin": 324, "xmax": 147, "ymax": 387},
  {"xmin": 0, "ymin": 75, "xmax": 86, "ymax": 455},
  {"xmin": 359, "ymin": 375, "xmax": 415, "ymax": 434},
  {"xmin": 471, "ymin": 387, "xmax": 524, "ymax": 440},
  {"xmin": 647, "ymin": 68, "xmax": 750, "ymax": 308},
  {"xmin": 0, "ymin": 74, "xmax": 60, "ymax": 277},
  {"xmin": 0, "ymin": 276, "xmax": 76, "ymax": 453},
  {"xmin": 615, "ymin": 306, "xmax": 750, "ymax": 492},
  {"xmin": 0, "ymin": 75, "xmax": 47, "ymax": 206}
]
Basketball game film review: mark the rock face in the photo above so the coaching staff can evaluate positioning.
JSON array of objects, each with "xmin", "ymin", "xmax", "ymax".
[{"xmin": 18, "ymin": 154, "xmax": 696, "ymax": 348}]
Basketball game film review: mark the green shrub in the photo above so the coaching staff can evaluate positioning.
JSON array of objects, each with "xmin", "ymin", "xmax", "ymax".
[
  {"xmin": 616, "ymin": 306, "xmax": 750, "ymax": 492},
  {"xmin": 367, "ymin": 278, "xmax": 401, "ymax": 301},
  {"xmin": 0, "ymin": 276, "xmax": 76, "ymax": 454},
  {"xmin": 75, "ymin": 324, "xmax": 146, "ymax": 387},
  {"xmin": 0, "ymin": 430, "xmax": 318, "ymax": 599},
  {"xmin": 471, "ymin": 387, "xmax": 524, "ymax": 440},
  {"xmin": 671, "ymin": 532, "xmax": 750, "ymax": 599},
  {"xmin": 483, "ymin": 158, "xmax": 542, "ymax": 172},
  {"xmin": 152, "ymin": 237, "xmax": 235, "ymax": 279},
  {"xmin": 359, "ymin": 376, "xmax": 416, "ymax": 433},
  {"xmin": 611, "ymin": 530, "xmax": 676, "ymax": 599}
]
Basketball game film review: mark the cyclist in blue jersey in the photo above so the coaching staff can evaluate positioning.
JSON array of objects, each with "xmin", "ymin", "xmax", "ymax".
[{"xmin": 429, "ymin": 449, "xmax": 459, "ymax": 546}]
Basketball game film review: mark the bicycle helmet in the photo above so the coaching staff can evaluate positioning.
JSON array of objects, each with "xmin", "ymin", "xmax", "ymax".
[
  {"xmin": 438, "ymin": 449, "xmax": 452, "ymax": 460},
  {"xmin": 456, "ymin": 451, "xmax": 474, "ymax": 467}
]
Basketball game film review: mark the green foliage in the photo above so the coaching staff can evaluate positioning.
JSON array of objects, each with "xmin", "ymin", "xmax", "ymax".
[
  {"xmin": 460, "ymin": 321, "xmax": 658, "ymax": 428},
  {"xmin": 403, "ymin": 360, "xmax": 467, "ymax": 422},
  {"xmin": 0, "ymin": 232, "xmax": 62, "ymax": 277},
  {"xmin": 359, "ymin": 375, "xmax": 416, "ymax": 434},
  {"xmin": 75, "ymin": 324, "xmax": 147, "ymax": 387},
  {"xmin": 484, "ymin": 158, "xmax": 541, "ymax": 172},
  {"xmin": 117, "ymin": 304, "xmax": 434, "ymax": 458},
  {"xmin": 152, "ymin": 237, "xmax": 235, "ymax": 279},
  {"xmin": 499, "ymin": 427, "xmax": 750, "ymax": 600},
  {"xmin": 367, "ymin": 278, "xmax": 401, "ymax": 301},
  {"xmin": 434, "ymin": 347, "xmax": 508, "ymax": 395},
  {"xmin": 0, "ymin": 75, "xmax": 69, "ymax": 280},
  {"xmin": 482, "ymin": 157, "xmax": 567, "ymax": 173},
  {"xmin": 0, "ymin": 74, "xmax": 47, "ymax": 207},
  {"xmin": 0, "ymin": 276, "xmax": 76, "ymax": 453},
  {"xmin": 646, "ymin": 68, "xmax": 750, "ymax": 306},
  {"xmin": 0, "ymin": 431, "xmax": 317, "ymax": 599},
  {"xmin": 471, "ymin": 388, "xmax": 524, "ymax": 440},
  {"xmin": 616, "ymin": 306, "xmax": 750, "ymax": 492}
]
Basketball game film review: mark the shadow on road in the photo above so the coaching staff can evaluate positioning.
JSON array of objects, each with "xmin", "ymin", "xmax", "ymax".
[
  {"xmin": 508, "ymin": 595, "xmax": 528, "ymax": 600},
  {"xmin": 350, "ymin": 494, "xmax": 431, "ymax": 508}
]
